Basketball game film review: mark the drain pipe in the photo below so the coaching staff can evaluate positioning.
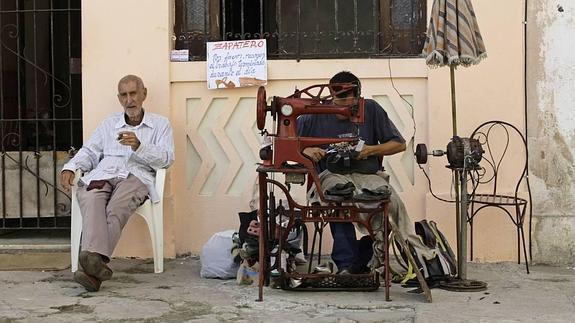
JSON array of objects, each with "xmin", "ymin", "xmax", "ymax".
[
  {"xmin": 523, "ymin": 0, "xmax": 529, "ymax": 140},
  {"xmin": 523, "ymin": 0, "xmax": 534, "ymax": 263}
]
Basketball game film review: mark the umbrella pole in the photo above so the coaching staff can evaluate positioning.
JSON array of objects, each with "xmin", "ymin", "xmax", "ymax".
[
  {"xmin": 450, "ymin": 65, "xmax": 466, "ymax": 279},
  {"xmin": 450, "ymin": 65, "xmax": 457, "ymax": 137},
  {"xmin": 455, "ymin": 177, "xmax": 463, "ymax": 279}
]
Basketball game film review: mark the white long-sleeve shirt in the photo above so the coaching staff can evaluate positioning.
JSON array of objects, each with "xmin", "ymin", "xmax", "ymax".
[{"xmin": 62, "ymin": 110, "xmax": 174, "ymax": 203}]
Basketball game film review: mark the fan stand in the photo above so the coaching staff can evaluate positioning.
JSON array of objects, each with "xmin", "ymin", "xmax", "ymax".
[{"xmin": 439, "ymin": 167, "xmax": 487, "ymax": 292}]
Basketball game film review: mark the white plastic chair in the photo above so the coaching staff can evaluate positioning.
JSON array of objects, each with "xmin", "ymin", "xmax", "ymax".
[{"xmin": 70, "ymin": 168, "xmax": 167, "ymax": 273}]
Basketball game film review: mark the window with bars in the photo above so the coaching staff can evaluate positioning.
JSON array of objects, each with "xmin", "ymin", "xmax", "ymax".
[
  {"xmin": 0, "ymin": 0, "xmax": 82, "ymax": 228},
  {"xmin": 174, "ymin": 0, "xmax": 427, "ymax": 61}
]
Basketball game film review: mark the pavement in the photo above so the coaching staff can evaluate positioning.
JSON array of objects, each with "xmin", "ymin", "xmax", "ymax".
[{"xmin": 1, "ymin": 256, "xmax": 575, "ymax": 322}]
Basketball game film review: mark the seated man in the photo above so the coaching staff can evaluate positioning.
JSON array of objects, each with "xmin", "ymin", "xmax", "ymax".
[
  {"xmin": 297, "ymin": 71, "xmax": 429, "ymax": 274},
  {"xmin": 60, "ymin": 75, "xmax": 175, "ymax": 291}
]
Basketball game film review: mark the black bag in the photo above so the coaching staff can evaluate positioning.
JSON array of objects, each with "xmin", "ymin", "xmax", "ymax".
[
  {"xmin": 395, "ymin": 220, "xmax": 457, "ymax": 282},
  {"xmin": 414, "ymin": 220, "xmax": 457, "ymax": 280},
  {"xmin": 325, "ymin": 152, "xmax": 380, "ymax": 174}
]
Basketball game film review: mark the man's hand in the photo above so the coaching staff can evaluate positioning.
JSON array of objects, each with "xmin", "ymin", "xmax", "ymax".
[
  {"xmin": 117, "ymin": 131, "xmax": 141, "ymax": 151},
  {"xmin": 356, "ymin": 145, "xmax": 374, "ymax": 160},
  {"xmin": 60, "ymin": 170, "xmax": 75, "ymax": 192},
  {"xmin": 302, "ymin": 147, "xmax": 326, "ymax": 163}
]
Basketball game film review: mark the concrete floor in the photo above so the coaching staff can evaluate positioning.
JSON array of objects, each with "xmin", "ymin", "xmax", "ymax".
[
  {"xmin": 0, "ymin": 229, "xmax": 69, "ymax": 251},
  {"xmin": 1, "ymin": 256, "xmax": 574, "ymax": 322},
  {"xmin": 0, "ymin": 230, "xmax": 70, "ymax": 271}
]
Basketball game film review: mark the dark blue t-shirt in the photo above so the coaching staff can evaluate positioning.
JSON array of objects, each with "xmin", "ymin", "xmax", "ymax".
[{"xmin": 296, "ymin": 99, "xmax": 405, "ymax": 172}]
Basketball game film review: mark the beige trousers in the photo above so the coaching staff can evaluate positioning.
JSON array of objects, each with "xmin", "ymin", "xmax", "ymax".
[{"xmin": 77, "ymin": 175, "xmax": 149, "ymax": 257}]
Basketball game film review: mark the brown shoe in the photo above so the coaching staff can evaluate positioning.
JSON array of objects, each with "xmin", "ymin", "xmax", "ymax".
[
  {"xmin": 74, "ymin": 270, "xmax": 101, "ymax": 292},
  {"xmin": 79, "ymin": 250, "xmax": 113, "ymax": 281}
]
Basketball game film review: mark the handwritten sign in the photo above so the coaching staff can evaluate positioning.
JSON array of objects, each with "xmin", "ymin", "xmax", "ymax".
[{"xmin": 206, "ymin": 39, "xmax": 267, "ymax": 89}]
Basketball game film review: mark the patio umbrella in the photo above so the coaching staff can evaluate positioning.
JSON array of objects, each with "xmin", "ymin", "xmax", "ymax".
[
  {"xmin": 422, "ymin": 0, "xmax": 486, "ymax": 283},
  {"xmin": 423, "ymin": 0, "xmax": 486, "ymax": 136}
]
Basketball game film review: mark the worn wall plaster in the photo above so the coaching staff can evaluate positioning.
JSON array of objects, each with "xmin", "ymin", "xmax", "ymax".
[{"xmin": 529, "ymin": 0, "xmax": 575, "ymax": 263}]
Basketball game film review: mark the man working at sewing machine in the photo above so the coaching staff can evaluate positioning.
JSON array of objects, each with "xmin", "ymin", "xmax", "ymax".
[{"xmin": 297, "ymin": 71, "xmax": 414, "ymax": 274}]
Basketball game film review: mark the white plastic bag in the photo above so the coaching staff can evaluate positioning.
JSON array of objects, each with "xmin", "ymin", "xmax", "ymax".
[{"xmin": 200, "ymin": 230, "xmax": 239, "ymax": 279}]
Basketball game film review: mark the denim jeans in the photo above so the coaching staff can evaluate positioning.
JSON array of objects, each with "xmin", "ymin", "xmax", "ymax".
[{"xmin": 330, "ymin": 222, "xmax": 373, "ymax": 273}]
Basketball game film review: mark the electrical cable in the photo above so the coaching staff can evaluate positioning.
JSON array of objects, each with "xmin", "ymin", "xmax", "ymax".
[
  {"xmin": 388, "ymin": 52, "xmax": 487, "ymax": 205},
  {"xmin": 417, "ymin": 158, "xmax": 485, "ymax": 204},
  {"xmin": 388, "ymin": 59, "xmax": 417, "ymax": 142},
  {"xmin": 418, "ymin": 164, "xmax": 456, "ymax": 203},
  {"xmin": 389, "ymin": 58, "xmax": 458, "ymax": 204}
]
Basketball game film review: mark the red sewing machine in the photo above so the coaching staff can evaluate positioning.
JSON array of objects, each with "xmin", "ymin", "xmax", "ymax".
[
  {"xmin": 256, "ymin": 83, "xmax": 364, "ymax": 199},
  {"xmin": 255, "ymin": 83, "xmax": 391, "ymax": 301}
]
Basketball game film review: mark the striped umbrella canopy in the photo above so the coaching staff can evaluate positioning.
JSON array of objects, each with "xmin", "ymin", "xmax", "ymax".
[{"xmin": 423, "ymin": 0, "xmax": 487, "ymax": 68}]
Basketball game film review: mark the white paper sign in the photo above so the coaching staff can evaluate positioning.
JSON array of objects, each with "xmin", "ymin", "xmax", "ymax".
[
  {"xmin": 206, "ymin": 39, "xmax": 267, "ymax": 89},
  {"xmin": 170, "ymin": 49, "xmax": 189, "ymax": 62}
]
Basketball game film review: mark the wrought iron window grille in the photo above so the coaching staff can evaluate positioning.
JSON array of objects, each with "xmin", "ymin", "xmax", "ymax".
[
  {"xmin": 174, "ymin": 0, "xmax": 427, "ymax": 61},
  {"xmin": 1, "ymin": 0, "xmax": 82, "ymax": 229}
]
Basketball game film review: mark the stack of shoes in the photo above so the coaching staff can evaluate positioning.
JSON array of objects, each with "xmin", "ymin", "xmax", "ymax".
[
  {"xmin": 230, "ymin": 232, "xmax": 243, "ymax": 262},
  {"xmin": 242, "ymin": 221, "xmax": 260, "ymax": 260},
  {"xmin": 74, "ymin": 250, "xmax": 114, "ymax": 292},
  {"xmin": 246, "ymin": 220, "xmax": 260, "ymax": 236},
  {"xmin": 353, "ymin": 185, "xmax": 391, "ymax": 202},
  {"xmin": 324, "ymin": 182, "xmax": 356, "ymax": 202}
]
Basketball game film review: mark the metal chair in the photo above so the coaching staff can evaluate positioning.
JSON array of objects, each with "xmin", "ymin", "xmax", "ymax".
[
  {"xmin": 468, "ymin": 121, "xmax": 532, "ymax": 273},
  {"xmin": 70, "ymin": 168, "xmax": 167, "ymax": 273}
]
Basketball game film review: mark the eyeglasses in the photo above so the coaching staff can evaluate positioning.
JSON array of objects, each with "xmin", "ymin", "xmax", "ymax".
[{"xmin": 333, "ymin": 93, "xmax": 356, "ymax": 101}]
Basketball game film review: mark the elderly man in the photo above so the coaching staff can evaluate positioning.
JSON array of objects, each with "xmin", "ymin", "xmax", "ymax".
[{"xmin": 60, "ymin": 75, "xmax": 174, "ymax": 291}]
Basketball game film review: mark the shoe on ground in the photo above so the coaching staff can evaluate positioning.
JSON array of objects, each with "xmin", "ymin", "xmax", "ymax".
[
  {"xmin": 79, "ymin": 250, "xmax": 113, "ymax": 281},
  {"xmin": 74, "ymin": 270, "xmax": 101, "ymax": 292},
  {"xmin": 336, "ymin": 265, "xmax": 370, "ymax": 275},
  {"xmin": 337, "ymin": 268, "xmax": 352, "ymax": 275},
  {"xmin": 294, "ymin": 251, "xmax": 307, "ymax": 265},
  {"xmin": 313, "ymin": 262, "xmax": 334, "ymax": 274},
  {"xmin": 350, "ymin": 265, "xmax": 371, "ymax": 274}
]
